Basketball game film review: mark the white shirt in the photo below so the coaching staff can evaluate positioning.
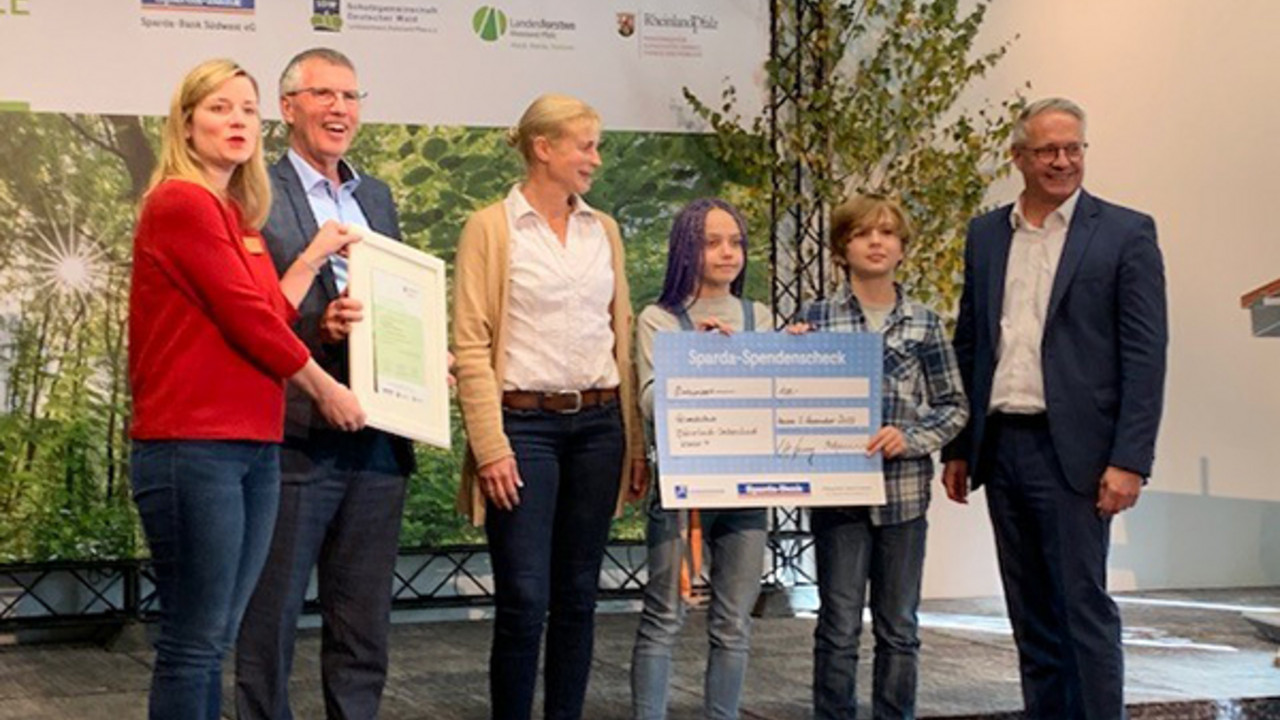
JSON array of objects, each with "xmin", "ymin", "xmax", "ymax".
[
  {"xmin": 989, "ymin": 189, "xmax": 1080, "ymax": 414},
  {"xmin": 502, "ymin": 185, "xmax": 620, "ymax": 392}
]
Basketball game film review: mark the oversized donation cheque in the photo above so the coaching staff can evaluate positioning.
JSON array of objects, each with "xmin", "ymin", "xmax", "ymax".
[
  {"xmin": 346, "ymin": 230, "xmax": 451, "ymax": 449},
  {"xmin": 653, "ymin": 332, "xmax": 885, "ymax": 509}
]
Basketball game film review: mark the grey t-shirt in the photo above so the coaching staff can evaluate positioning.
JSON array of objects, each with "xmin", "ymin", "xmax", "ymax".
[
  {"xmin": 635, "ymin": 295, "xmax": 771, "ymax": 422},
  {"xmin": 861, "ymin": 300, "xmax": 894, "ymax": 332}
]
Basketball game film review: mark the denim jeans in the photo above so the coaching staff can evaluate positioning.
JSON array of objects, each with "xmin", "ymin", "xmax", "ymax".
[
  {"xmin": 484, "ymin": 401, "xmax": 625, "ymax": 720},
  {"xmin": 130, "ymin": 439, "xmax": 280, "ymax": 720},
  {"xmin": 235, "ymin": 430, "xmax": 406, "ymax": 720},
  {"xmin": 631, "ymin": 494, "xmax": 767, "ymax": 720},
  {"xmin": 812, "ymin": 508, "xmax": 927, "ymax": 720}
]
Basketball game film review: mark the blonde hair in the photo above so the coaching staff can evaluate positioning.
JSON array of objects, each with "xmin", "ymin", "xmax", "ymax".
[
  {"xmin": 146, "ymin": 58, "xmax": 271, "ymax": 228},
  {"xmin": 506, "ymin": 93, "xmax": 601, "ymax": 165},
  {"xmin": 829, "ymin": 194, "xmax": 914, "ymax": 271}
]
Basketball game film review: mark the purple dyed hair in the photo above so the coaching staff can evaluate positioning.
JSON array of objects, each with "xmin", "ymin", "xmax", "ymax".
[{"xmin": 656, "ymin": 198, "xmax": 750, "ymax": 314}]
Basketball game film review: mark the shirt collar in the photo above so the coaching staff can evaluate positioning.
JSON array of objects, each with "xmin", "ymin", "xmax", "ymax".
[
  {"xmin": 835, "ymin": 281, "xmax": 908, "ymax": 320},
  {"xmin": 1010, "ymin": 187, "xmax": 1081, "ymax": 232},
  {"xmin": 505, "ymin": 183, "xmax": 597, "ymax": 223},
  {"xmin": 287, "ymin": 148, "xmax": 361, "ymax": 194}
]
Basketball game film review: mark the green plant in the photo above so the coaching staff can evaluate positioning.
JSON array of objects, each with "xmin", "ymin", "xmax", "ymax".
[{"xmin": 685, "ymin": 0, "xmax": 1025, "ymax": 313}]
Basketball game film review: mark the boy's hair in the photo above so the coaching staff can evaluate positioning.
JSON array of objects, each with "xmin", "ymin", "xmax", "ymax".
[{"xmin": 829, "ymin": 194, "xmax": 913, "ymax": 271}]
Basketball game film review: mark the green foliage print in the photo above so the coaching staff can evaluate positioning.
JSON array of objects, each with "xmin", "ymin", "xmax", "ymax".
[
  {"xmin": 0, "ymin": 112, "xmax": 151, "ymax": 561},
  {"xmin": 0, "ymin": 113, "xmax": 738, "ymax": 559}
]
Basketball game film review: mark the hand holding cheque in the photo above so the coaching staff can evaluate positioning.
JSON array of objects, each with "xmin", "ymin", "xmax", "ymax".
[{"xmin": 651, "ymin": 330, "xmax": 887, "ymax": 509}]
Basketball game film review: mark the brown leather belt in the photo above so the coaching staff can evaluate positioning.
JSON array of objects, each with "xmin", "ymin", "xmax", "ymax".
[{"xmin": 502, "ymin": 387, "xmax": 619, "ymax": 414}]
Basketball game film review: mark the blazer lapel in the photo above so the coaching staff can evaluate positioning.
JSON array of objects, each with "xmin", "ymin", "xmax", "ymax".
[
  {"xmin": 352, "ymin": 180, "xmax": 392, "ymax": 240},
  {"xmin": 985, "ymin": 210, "xmax": 1014, "ymax": 344},
  {"xmin": 1046, "ymin": 190, "xmax": 1099, "ymax": 323},
  {"xmin": 274, "ymin": 156, "xmax": 339, "ymax": 300}
]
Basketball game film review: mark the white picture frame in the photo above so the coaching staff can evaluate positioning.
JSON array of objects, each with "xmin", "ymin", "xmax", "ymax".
[{"xmin": 346, "ymin": 230, "xmax": 451, "ymax": 450}]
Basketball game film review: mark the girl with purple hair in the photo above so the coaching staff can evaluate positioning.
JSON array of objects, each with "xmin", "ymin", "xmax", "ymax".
[{"xmin": 629, "ymin": 198, "xmax": 770, "ymax": 720}]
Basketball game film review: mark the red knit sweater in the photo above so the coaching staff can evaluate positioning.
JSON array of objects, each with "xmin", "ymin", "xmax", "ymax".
[{"xmin": 128, "ymin": 180, "xmax": 310, "ymax": 441}]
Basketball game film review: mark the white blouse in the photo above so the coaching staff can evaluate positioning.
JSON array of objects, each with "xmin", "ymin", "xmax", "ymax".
[{"xmin": 502, "ymin": 185, "xmax": 620, "ymax": 392}]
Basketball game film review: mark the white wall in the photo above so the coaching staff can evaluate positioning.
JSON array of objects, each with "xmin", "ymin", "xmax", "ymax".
[{"xmin": 923, "ymin": 0, "xmax": 1280, "ymax": 598}]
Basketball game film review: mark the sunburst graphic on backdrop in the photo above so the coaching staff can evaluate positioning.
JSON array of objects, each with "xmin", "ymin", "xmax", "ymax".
[{"xmin": 25, "ymin": 204, "xmax": 106, "ymax": 299}]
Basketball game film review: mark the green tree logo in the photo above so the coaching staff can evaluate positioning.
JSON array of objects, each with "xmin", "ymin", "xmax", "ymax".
[{"xmin": 472, "ymin": 5, "xmax": 507, "ymax": 42}]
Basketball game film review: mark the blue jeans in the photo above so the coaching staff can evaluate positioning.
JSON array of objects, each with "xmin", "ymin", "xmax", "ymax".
[
  {"xmin": 812, "ymin": 508, "xmax": 927, "ymax": 720},
  {"xmin": 485, "ymin": 402, "xmax": 625, "ymax": 720},
  {"xmin": 130, "ymin": 440, "xmax": 280, "ymax": 720},
  {"xmin": 631, "ymin": 494, "xmax": 767, "ymax": 720},
  {"xmin": 235, "ymin": 430, "xmax": 406, "ymax": 720}
]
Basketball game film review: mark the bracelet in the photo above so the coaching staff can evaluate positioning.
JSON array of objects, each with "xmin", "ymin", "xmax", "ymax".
[{"xmin": 302, "ymin": 255, "xmax": 324, "ymax": 275}]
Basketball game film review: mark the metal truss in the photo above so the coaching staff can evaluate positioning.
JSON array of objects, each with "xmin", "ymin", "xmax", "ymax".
[
  {"xmin": 302, "ymin": 542, "xmax": 650, "ymax": 612},
  {"xmin": 763, "ymin": 0, "xmax": 830, "ymax": 605},
  {"xmin": 0, "ymin": 560, "xmax": 155, "ymax": 631},
  {"xmin": 0, "ymin": 543, "xmax": 649, "ymax": 630},
  {"xmin": 769, "ymin": 0, "xmax": 831, "ymax": 326}
]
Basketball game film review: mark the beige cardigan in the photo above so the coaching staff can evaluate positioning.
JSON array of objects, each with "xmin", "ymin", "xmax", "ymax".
[{"xmin": 452, "ymin": 201, "xmax": 645, "ymax": 525}]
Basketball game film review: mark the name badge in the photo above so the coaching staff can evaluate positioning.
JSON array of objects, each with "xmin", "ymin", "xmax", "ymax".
[{"xmin": 243, "ymin": 236, "xmax": 265, "ymax": 255}]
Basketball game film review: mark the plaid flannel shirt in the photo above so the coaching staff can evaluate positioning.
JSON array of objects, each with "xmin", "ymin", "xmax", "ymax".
[{"xmin": 801, "ymin": 284, "xmax": 969, "ymax": 525}]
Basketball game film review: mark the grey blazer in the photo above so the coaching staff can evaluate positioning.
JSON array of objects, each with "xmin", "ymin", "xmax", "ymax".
[{"xmin": 262, "ymin": 154, "xmax": 415, "ymax": 474}]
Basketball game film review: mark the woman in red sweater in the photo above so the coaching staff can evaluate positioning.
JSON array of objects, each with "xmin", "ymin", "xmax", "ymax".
[{"xmin": 128, "ymin": 58, "xmax": 365, "ymax": 720}]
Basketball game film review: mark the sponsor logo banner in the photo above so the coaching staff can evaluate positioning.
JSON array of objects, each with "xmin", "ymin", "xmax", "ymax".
[
  {"xmin": 141, "ymin": 0, "xmax": 254, "ymax": 13},
  {"xmin": 0, "ymin": 0, "xmax": 767, "ymax": 132},
  {"xmin": 313, "ymin": 0, "xmax": 341, "ymax": 31},
  {"xmin": 472, "ymin": 4, "xmax": 576, "ymax": 51}
]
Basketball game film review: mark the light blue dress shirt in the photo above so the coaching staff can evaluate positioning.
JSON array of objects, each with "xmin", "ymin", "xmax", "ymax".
[{"xmin": 286, "ymin": 148, "xmax": 371, "ymax": 292}]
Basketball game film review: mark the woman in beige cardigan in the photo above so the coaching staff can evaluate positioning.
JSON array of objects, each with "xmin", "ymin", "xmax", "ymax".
[{"xmin": 452, "ymin": 93, "xmax": 646, "ymax": 720}]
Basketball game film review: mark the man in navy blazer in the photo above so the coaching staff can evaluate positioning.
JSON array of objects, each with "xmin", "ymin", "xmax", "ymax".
[
  {"xmin": 942, "ymin": 98, "xmax": 1167, "ymax": 720},
  {"xmin": 235, "ymin": 48, "xmax": 415, "ymax": 720}
]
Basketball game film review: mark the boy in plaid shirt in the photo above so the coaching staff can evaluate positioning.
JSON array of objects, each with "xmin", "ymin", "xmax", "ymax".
[{"xmin": 794, "ymin": 195, "xmax": 968, "ymax": 719}]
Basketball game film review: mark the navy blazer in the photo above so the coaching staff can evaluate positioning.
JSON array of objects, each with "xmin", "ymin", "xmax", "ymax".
[
  {"xmin": 262, "ymin": 154, "xmax": 415, "ymax": 474},
  {"xmin": 943, "ymin": 190, "xmax": 1167, "ymax": 494}
]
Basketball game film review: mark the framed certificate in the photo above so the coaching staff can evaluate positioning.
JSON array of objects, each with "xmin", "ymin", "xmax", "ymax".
[
  {"xmin": 346, "ymin": 230, "xmax": 451, "ymax": 449},
  {"xmin": 653, "ymin": 331, "xmax": 884, "ymax": 509}
]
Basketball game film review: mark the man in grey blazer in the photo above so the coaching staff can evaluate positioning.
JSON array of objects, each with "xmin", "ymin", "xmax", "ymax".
[
  {"xmin": 235, "ymin": 47, "xmax": 415, "ymax": 720},
  {"xmin": 942, "ymin": 98, "xmax": 1168, "ymax": 720}
]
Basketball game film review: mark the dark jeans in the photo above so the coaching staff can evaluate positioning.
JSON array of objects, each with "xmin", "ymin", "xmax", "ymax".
[
  {"xmin": 235, "ymin": 430, "xmax": 407, "ymax": 720},
  {"xmin": 131, "ymin": 440, "xmax": 280, "ymax": 720},
  {"xmin": 485, "ymin": 402, "xmax": 625, "ymax": 720},
  {"xmin": 812, "ymin": 508, "xmax": 928, "ymax": 720},
  {"xmin": 983, "ymin": 415, "xmax": 1123, "ymax": 720}
]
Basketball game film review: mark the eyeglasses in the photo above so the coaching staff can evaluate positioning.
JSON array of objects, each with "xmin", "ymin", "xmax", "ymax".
[
  {"xmin": 1021, "ymin": 142, "xmax": 1087, "ymax": 163},
  {"xmin": 285, "ymin": 87, "xmax": 367, "ymax": 106}
]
